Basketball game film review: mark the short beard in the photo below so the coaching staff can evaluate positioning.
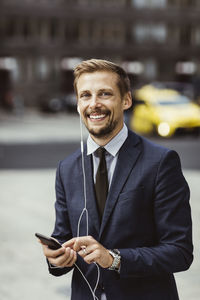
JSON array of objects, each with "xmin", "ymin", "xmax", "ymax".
[{"xmin": 87, "ymin": 119, "xmax": 118, "ymax": 138}]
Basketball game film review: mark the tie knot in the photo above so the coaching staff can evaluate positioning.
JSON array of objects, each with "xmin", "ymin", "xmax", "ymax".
[{"xmin": 96, "ymin": 147, "xmax": 106, "ymax": 158}]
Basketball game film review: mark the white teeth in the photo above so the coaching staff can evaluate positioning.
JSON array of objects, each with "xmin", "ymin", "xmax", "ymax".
[{"xmin": 90, "ymin": 114, "xmax": 105, "ymax": 119}]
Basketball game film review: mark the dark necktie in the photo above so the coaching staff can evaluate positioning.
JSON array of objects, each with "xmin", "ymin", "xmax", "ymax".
[{"xmin": 95, "ymin": 147, "xmax": 108, "ymax": 220}]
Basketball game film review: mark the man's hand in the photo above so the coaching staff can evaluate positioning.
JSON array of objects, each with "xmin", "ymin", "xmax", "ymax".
[
  {"xmin": 63, "ymin": 236, "xmax": 113, "ymax": 268},
  {"xmin": 40, "ymin": 242, "xmax": 77, "ymax": 268}
]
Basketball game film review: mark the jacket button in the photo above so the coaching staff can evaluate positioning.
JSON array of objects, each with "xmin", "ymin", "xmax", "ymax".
[{"xmin": 98, "ymin": 283, "xmax": 104, "ymax": 290}]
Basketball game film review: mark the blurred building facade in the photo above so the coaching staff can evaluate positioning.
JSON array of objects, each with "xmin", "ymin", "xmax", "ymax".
[{"xmin": 0, "ymin": 0, "xmax": 200, "ymax": 107}]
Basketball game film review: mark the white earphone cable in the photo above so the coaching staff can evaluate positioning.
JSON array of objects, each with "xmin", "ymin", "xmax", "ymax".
[
  {"xmin": 77, "ymin": 114, "xmax": 88, "ymax": 237},
  {"xmin": 75, "ymin": 113, "xmax": 100, "ymax": 300},
  {"xmin": 74, "ymin": 263, "xmax": 99, "ymax": 300}
]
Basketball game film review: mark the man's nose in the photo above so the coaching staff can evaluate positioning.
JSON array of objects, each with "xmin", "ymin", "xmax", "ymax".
[{"xmin": 89, "ymin": 95, "xmax": 101, "ymax": 109}]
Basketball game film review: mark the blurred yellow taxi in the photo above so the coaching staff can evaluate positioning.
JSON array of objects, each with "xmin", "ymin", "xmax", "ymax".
[{"xmin": 130, "ymin": 85, "xmax": 200, "ymax": 137}]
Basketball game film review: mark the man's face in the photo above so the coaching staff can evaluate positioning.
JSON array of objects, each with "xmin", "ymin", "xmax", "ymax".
[{"xmin": 76, "ymin": 71, "xmax": 131, "ymax": 141}]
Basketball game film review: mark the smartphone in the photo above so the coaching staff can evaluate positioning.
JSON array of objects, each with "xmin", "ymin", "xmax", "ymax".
[{"xmin": 35, "ymin": 233, "xmax": 61, "ymax": 250}]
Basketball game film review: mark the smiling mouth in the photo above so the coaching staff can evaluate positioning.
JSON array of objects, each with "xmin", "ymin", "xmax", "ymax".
[
  {"xmin": 89, "ymin": 114, "xmax": 106, "ymax": 120},
  {"xmin": 87, "ymin": 110, "xmax": 109, "ymax": 122}
]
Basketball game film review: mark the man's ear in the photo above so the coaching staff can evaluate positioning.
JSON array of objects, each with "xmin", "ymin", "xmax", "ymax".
[{"xmin": 123, "ymin": 92, "xmax": 132, "ymax": 110}]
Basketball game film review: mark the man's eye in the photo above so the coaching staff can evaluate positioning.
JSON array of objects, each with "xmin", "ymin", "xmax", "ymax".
[
  {"xmin": 80, "ymin": 93, "xmax": 90, "ymax": 98},
  {"xmin": 100, "ymin": 92, "xmax": 112, "ymax": 97}
]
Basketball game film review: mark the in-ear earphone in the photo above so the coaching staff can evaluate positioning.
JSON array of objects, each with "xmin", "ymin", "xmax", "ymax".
[{"xmin": 77, "ymin": 105, "xmax": 80, "ymax": 114}]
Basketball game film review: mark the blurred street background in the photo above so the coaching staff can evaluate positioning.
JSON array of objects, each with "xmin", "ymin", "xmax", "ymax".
[{"xmin": 0, "ymin": 0, "xmax": 200, "ymax": 299}]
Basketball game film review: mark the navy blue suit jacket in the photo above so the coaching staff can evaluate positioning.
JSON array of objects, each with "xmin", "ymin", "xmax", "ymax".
[{"xmin": 49, "ymin": 130, "xmax": 193, "ymax": 300}]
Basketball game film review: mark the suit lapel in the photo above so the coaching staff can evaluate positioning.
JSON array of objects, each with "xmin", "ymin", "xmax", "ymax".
[{"xmin": 99, "ymin": 131, "xmax": 142, "ymax": 238}]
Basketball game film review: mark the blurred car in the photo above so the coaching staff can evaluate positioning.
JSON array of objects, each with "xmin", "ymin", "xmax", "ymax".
[
  {"xmin": 151, "ymin": 81, "xmax": 195, "ymax": 99},
  {"xmin": 130, "ymin": 85, "xmax": 200, "ymax": 137},
  {"xmin": 39, "ymin": 93, "xmax": 77, "ymax": 113}
]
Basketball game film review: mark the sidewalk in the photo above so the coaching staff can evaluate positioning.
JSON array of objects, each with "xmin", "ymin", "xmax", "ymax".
[{"xmin": 0, "ymin": 109, "xmax": 88, "ymax": 144}]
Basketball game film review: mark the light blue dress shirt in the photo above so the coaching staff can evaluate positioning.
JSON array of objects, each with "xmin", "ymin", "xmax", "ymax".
[{"xmin": 87, "ymin": 124, "xmax": 128, "ymax": 189}]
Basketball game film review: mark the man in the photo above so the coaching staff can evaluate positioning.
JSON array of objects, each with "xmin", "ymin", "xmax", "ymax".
[{"xmin": 41, "ymin": 59, "xmax": 193, "ymax": 299}]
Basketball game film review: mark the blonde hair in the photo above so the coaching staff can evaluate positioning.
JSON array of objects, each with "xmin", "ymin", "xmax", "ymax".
[{"xmin": 73, "ymin": 58, "xmax": 131, "ymax": 97}]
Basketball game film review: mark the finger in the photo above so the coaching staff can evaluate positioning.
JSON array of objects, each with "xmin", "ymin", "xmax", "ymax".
[
  {"xmin": 42, "ymin": 244, "xmax": 65, "ymax": 258},
  {"xmin": 52, "ymin": 248, "xmax": 76, "ymax": 268},
  {"xmin": 78, "ymin": 246, "xmax": 89, "ymax": 258},
  {"xmin": 67, "ymin": 251, "xmax": 77, "ymax": 267},
  {"xmin": 60, "ymin": 249, "xmax": 77, "ymax": 268},
  {"xmin": 62, "ymin": 248, "xmax": 74, "ymax": 265},
  {"xmin": 83, "ymin": 251, "xmax": 98, "ymax": 265},
  {"xmin": 68, "ymin": 250, "xmax": 77, "ymax": 267},
  {"xmin": 62, "ymin": 238, "xmax": 77, "ymax": 248},
  {"xmin": 73, "ymin": 236, "xmax": 94, "ymax": 252},
  {"xmin": 78, "ymin": 242, "xmax": 100, "ymax": 258},
  {"xmin": 49, "ymin": 248, "xmax": 71, "ymax": 266},
  {"xmin": 63, "ymin": 237, "xmax": 88, "ymax": 249},
  {"xmin": 64, "ymin": 250, "xmax": 77, "ymax": 267}
]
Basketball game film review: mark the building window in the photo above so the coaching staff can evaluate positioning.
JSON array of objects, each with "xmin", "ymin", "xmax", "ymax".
[
  {"xmin": 144, "ymin": 59, "xmax": 157, "ymax": 80},
  {"xmin": 179, "ymin": 25, "xmax": 192, "ymax": 46},
  {"xmin": 6, "ymin": 19, "xmax": 16, "ymax": 38},
  {"xmin": 78, "ymin": 20, "xmax": 125, "ymax": 46},
  {"xmin": 34, "ymin": 57, "xmax": 53, "ymax": 81},
  {"xmin": 50, "ymin": 19, "xmax": 58, "ymax": 41},
  {"xmin": 78, "ymin": 21, "xmax": 91, "ymax": 45},
  {"xmin": 65, "ymin": 22, "xmax": 79, "ymax": 43},
  {"xmin": 122, "ymin": 61, "xmax": 144, "ymax": 75},
  {"xmin": 132, "ymin": 0, "xmax": 166, "ymax": 8},
  {"xmin": 38, "ymin": 20, "xmax": 50, "ymax": 42},
  {"xmin": 168, "ymin": 0, "xmax": 196, "ymax": 7},
  {"xmin": 103, "ymin": 22, "xmax": 125, "ymax": 46},
  {"xmin": 77, "ymin": 0, "xmax": 126, "ymax": 6},
  {"xmin": 133, "ymin": 23, "xmax": 167, "ymax": 43},
  {"xmin": 22, "ymin": 20, "xmax": 31, "ymax": 40},
  {"xmin": 175, "ymin": 61, "xmax": 197, "ymax": 75},
  {"xmin": 167, "ymin": 25, "xmax": 179, "ymax": 45},
  {"xmin": 102, "ymin": 0, "xmax": 126, "ymax": 7},
  {"xmin": 0, "ymin": 17, "xmax": 6, "ymax": 39}
]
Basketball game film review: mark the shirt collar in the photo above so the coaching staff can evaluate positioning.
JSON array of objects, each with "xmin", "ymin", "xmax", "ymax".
[{"xmin": 87, "ymin": 124, "xmax": 128, "ymax": 157}]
